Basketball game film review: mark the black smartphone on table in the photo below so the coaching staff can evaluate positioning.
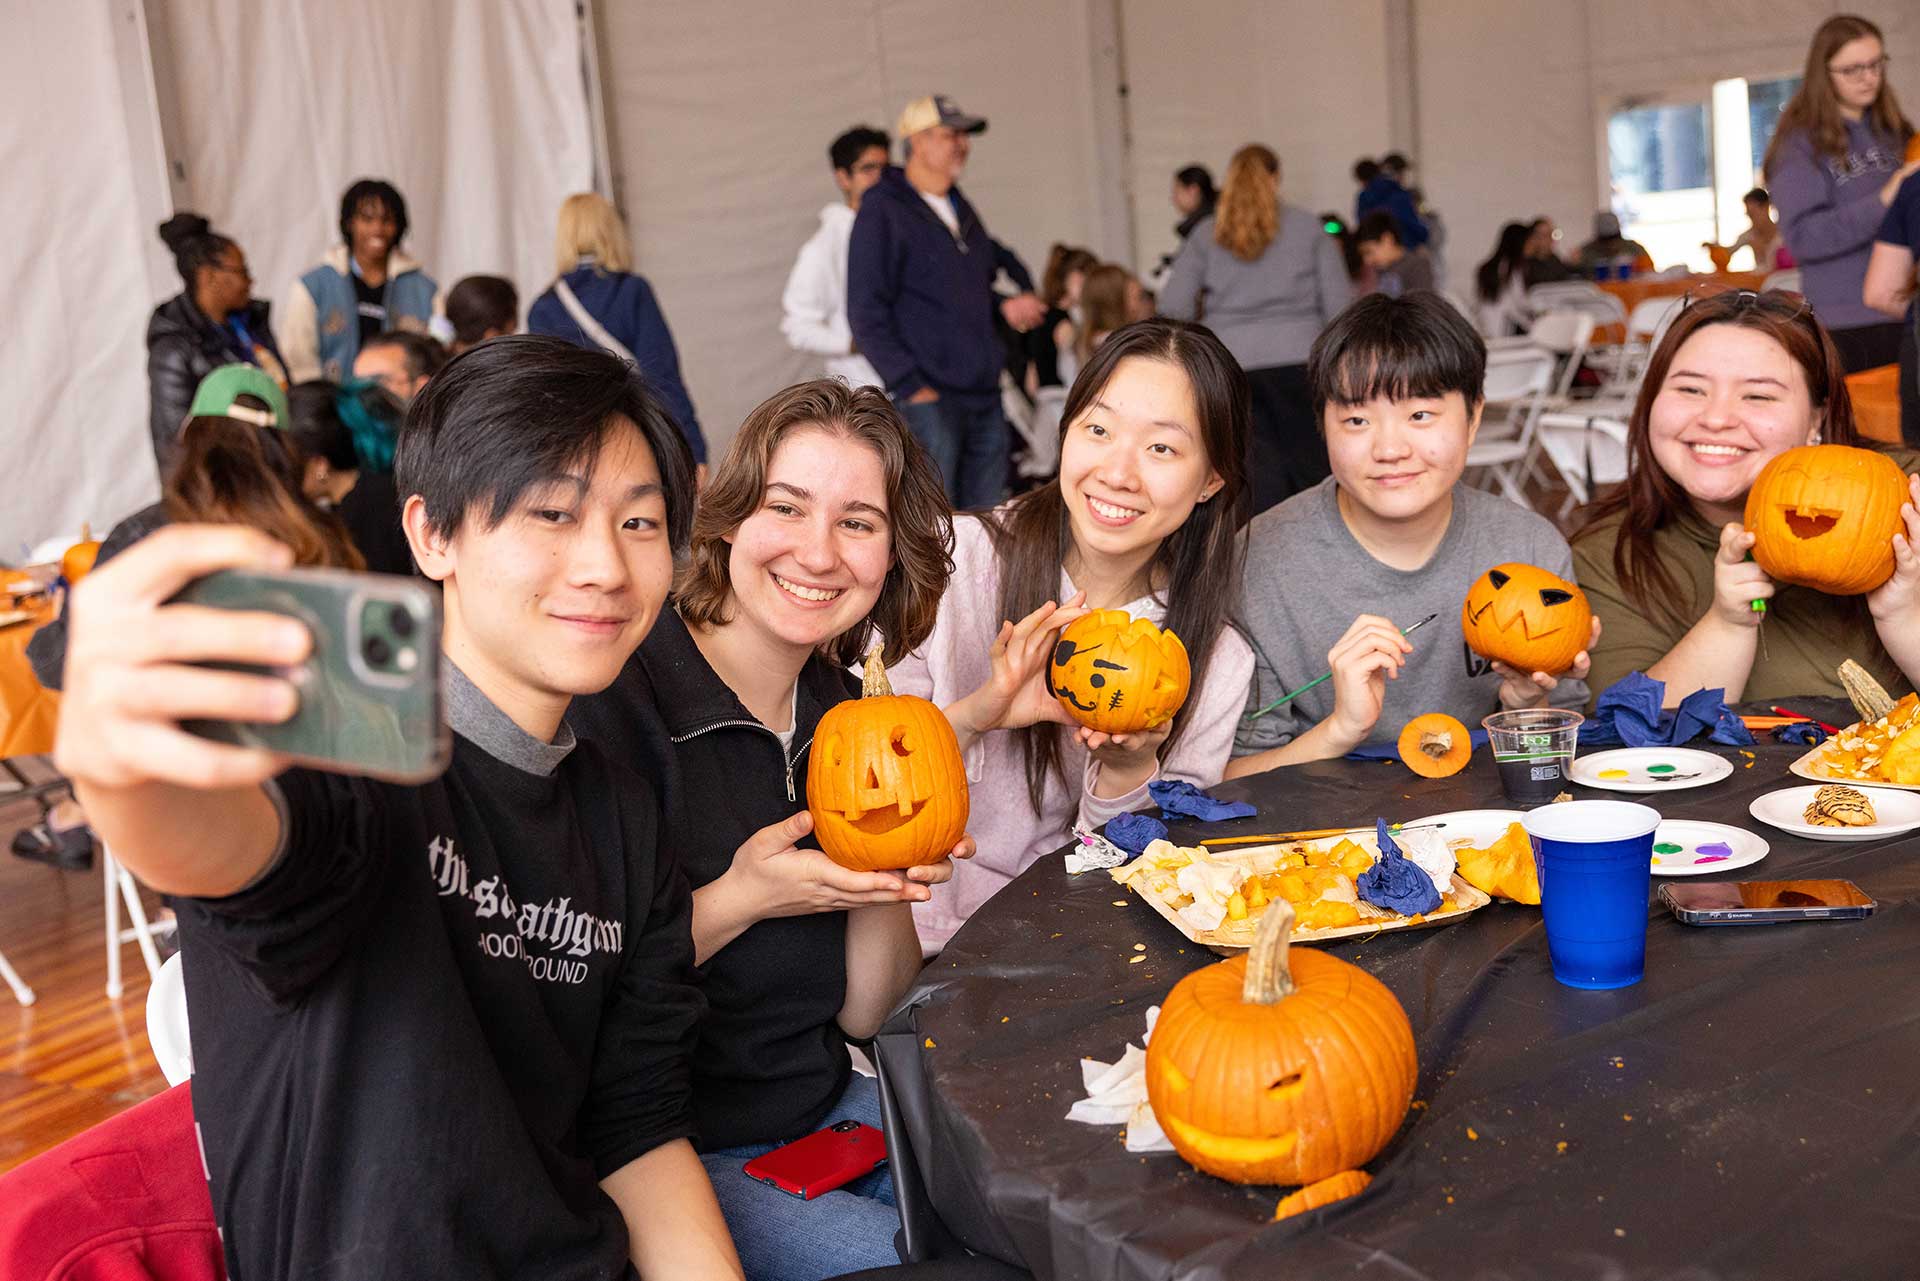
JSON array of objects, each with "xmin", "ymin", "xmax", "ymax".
[{"xmin": 1659, "ymin": 879, "xmax": 1876, "ymax": 926}]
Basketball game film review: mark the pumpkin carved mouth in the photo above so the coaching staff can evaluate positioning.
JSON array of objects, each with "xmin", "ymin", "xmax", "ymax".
[
  {"xmin": 840, "ymin": 799, "xmax": 924, "ymax": 836},
  {"xmin": 1781, "ymin": 507, "xmax": 1840, "ymax": 540},
  {"xmin": 1158, "ymin": 1113, "xmax": 1301, "ymax": 1164}
]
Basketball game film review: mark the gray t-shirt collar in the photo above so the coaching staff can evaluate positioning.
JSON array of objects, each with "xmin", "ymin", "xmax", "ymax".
[{"xmin": 444, "ymin": 659, "xmax": 575, "ymax": 777}]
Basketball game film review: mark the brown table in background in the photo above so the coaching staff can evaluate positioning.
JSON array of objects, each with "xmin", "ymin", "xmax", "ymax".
[
  {"xmin": 0, "ymin": 603, "xmax": 56, "ymax": 759},
  {"xmin": 1596, "ymin": 270, "xmax": 1768, "ymax": 315}
]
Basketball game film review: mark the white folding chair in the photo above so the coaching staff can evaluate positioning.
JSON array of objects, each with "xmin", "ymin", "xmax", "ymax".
[
  {"xmin": 1023, "ymin": 387, "xmax": 1067, "ymax": 479},
  {"xmin": 1527, "ymin": 282, "xmax": 1626, "ymax": 328},
  {"xmin": 0, "ymin": 945, "xmax": 33, "ymax": 1006},
  {"xmin": 1526, "ymin": 309, "xmax": 1598, "ymax": 403},
  {"xmin": 1466, "ymin": 349, "xmax": 1555, "ymax": 508},
  {"xmin": 146, "ymin": 952, "xmax": 193, "ymax": 1086},
  {"xmin": 1538, "ymin": 410, "xmax": 1631, "ymax": 519},
  {"xmin": 103, "ymin": 843, "xmax": 174, "ymax": 999},
  {"xmin": 1762, "ymin": 268, "xmax": 1802, "ymax": 294},
  {"xmin": 1587, "ymin": 295, "xmax": 1683, "ymax": 398}
]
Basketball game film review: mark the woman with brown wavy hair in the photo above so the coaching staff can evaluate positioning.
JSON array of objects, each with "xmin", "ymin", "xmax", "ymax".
[
  {"xmin": 1573, "ymin": 290, "xmax": 1920, "ymax": 707},
  {"xmin": 565, "ymin": 378, "xmax": 962, "ymax": 1279},
  {"xmin": 1764, "ymin": 13, "xmax": 1918, "ymax": 373},
  {"xmin": 1160, "ymin": 144, "xmax": 1352, "ymax": 513}
]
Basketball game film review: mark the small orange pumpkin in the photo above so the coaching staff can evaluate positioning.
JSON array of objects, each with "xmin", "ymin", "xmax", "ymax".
[
  {"xmin": 1397, "ymin": 713, "xmax": 1471, "ymax": 778},
  {"xmin": 61, "ymin": 525, "xmax": 101, "ymax": 584},
  {"xmin": 1744, "ymin": 444, "xmax": 1910, "ymax": 595},
  {"xmin": 1146, "ymin": 900, "xmax": 1417, "ymax": 1191},
  {"xmin": 807, "ymin": 649, "xmax": 969, "ymax": 872},
  {"xmin": 1461, "ymin": 563, "xmax": 1592, "ymax": 675},
  {"xmin": 1047, "ymin": 610, "xmax": 1190, "ymax": 735}
]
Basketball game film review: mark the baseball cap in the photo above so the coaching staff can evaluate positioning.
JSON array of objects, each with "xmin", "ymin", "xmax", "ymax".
[
  {"xmin": 187, "ymin": 364, "xmax": 290, "ymax": 430},
  {"xmin": 896, "ymin": 94, "xmax": 988, "ymax": 139}
]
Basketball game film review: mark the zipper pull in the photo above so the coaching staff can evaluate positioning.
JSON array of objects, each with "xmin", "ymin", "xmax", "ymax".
[{"xmin": 786, "ymin": 762, "xmax": 797, "ymax": 803}]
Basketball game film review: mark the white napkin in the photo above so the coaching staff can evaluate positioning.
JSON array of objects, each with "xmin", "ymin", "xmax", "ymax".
[
  {"xmin": 1064, "ymin": 1006, "xmax": 1174, "ymax": 1153},
  {"xmin": 1064, "ymin": 826, "xmax": 1130, "ymax": 875},
  {"xmin": 1395, "ymin": 826, "xmax": 1458, "ymax": 897}
]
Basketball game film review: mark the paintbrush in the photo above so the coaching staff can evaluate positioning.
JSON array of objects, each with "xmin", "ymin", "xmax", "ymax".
[
  {"xmin": 1202, "ymin": 821, "xmax": 1446, "ymax": 847},
  {"xmin": 1243, "ymin": 613, "xmax": 1441, "ymax": 720}
]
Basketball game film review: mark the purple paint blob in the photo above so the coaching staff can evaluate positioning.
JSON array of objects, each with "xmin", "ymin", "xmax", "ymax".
[{"xmin": 1694, "ymin": 841, "xmax": 1733, "ymax": 858}]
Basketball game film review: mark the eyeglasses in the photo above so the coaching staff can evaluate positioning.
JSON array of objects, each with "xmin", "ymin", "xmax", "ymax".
[{"xmin": 1828, "ymin": 54, "xmax": 1888, "ymax": 80}]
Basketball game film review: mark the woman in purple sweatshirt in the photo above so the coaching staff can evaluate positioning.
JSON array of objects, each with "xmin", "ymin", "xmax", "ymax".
[{"xmin": 1764, "ymin": 14, "xmax": 1918, "ymax": 373}]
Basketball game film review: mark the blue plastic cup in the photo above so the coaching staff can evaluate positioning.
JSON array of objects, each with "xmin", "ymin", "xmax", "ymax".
[{"xmin": 1523, "ymin": 801, "xmax": 1661, "ymax": 990}]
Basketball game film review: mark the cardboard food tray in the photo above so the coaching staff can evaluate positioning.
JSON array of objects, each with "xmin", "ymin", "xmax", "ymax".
[
  {"xmin": 1123, "ymin": 850, "xmax": 1492, "ymax": 955},
  {"xmin": 1789, "ymin": 742, "xmax": 1920, "ymax": 793}
]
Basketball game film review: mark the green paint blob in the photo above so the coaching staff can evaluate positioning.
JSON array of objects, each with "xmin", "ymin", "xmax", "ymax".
[
  {"xmin": 1654, "ymin": 842, "xmax": 1683, "ymax": 854},
  {"xmin": 1647, "ymin": 764, "xmax": 1677, "ymax": 774}
]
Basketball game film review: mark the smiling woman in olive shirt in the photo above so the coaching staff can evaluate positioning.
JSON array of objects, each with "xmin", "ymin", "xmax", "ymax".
[{"xmin": 1574, "ymin": 290, "xmax": 1920, "ymax": 709}]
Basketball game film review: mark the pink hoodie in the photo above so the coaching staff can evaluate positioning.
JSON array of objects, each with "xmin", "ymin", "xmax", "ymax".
[{"xmin": 891, "ymin": 514, "xmax": 1253, "ymax": 953}]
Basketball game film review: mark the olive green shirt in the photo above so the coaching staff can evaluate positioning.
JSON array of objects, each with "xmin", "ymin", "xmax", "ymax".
[{"xmin": 1573, "ymin": 504, "xmax": 1915, "ymax": 707}]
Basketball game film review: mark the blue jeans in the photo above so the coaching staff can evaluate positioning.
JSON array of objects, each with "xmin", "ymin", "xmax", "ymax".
[
  {"xmin": 896, "ymin": 395, "xmax": 1009, "ymax": 510},
  {"xmin": 701, "ymin": 1074, "xmax": 900, "ymax": 1281}
]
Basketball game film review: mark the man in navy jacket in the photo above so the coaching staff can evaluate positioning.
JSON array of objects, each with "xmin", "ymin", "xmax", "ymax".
[{"xmin": 848, "ymin": 94, "xmax": 1043, "ymax": 508}]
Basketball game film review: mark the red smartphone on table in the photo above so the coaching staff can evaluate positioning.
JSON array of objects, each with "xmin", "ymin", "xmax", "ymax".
[{"xmin": 742, "ymin": 1120, "xmax": 887, "ymax": 1199}]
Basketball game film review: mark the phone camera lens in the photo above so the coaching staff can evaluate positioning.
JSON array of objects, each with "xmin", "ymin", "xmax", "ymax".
[
  {"xmin": 364, "ymin": 635, "xmax": 393, "ymax": 667},
  {"xmin": 388, "ymin": 605, "xmax": 416, "ymax": 639}
]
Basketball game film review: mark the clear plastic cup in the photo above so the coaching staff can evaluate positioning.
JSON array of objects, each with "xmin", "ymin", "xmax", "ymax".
[
  {"xmin": 1482, "ymin": 708, "xmax": 1583, "ymax": 808},
  {"xmin": 1523, "ymin": 800, "xmax": 1661, "ymax": 990}
]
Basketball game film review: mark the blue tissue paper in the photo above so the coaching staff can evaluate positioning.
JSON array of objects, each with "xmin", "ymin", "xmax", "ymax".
[
  {"xmin": 1357, "ymin": 817, "xmax": 1442, "ymax": 916},
  {"xmin": 1580, "ymin": 672, "xmax": 1754, "ymax": 748},
  {"xmin": 1148, "ymin": 779, "xmax": 1256, "ymax": 822},
  {"xmin": 1105, "ymin": 812, "xmax": 1169, "ymax": 856},
  {"xmin": 1773, "ymin": 722, "xmax": 1829, "ymax": 747}
]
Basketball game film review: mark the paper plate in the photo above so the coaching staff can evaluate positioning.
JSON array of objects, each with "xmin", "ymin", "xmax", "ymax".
[
  {"xmin": 1788, "ymin": 743, "xmax": 1920, "ymax": 793},
  {"xmin": 1748, "ymin": 785, "xmax": 1920, "ymax": 842},
  {"xmin": 1407, "ymin": 809, "xmax": 1527, "ymax": 850},
  {"xmin": 1649, "ymin": 820, "xmax": 1768, "ymax": 876},
  {"xmin": 1570, "ymin": 747, "xmax": 1733, "ymax": 793}
]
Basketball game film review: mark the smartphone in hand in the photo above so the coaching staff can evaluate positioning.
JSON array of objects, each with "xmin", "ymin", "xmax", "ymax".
[{"xmin": 171, "ymin": 567, "xmax": 449, "ymax": 782}]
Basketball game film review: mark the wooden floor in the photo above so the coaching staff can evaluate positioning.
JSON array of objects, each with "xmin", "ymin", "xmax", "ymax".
[{"xmin": 0, "ymin": 761, "xmax": 169, "ymax": 1174}]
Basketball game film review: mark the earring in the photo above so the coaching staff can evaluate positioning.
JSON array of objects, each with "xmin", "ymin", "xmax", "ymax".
[{"xmin": 1808, "ymin": 429, "xmax": 1822, "ymax": 445}]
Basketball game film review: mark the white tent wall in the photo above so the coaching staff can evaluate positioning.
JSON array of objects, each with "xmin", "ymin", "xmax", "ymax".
[
  {"xmin": 1121, "ymin": 0, "xmax": 1396, "ymax": 277},
  {"xmin": 1413, "ymin": 0, "xmax": 1920, "ymax": 296},
  {"xmin": 1, "ymin": 3, "xmax": 165, "ymax": 555},
  {"xmin": 150, "ymin": 0, "xmax": 595, "ymax": 362},
  {"xmin": 596, "ymin": 0, "xmax": 1118, "ymax": 455}
]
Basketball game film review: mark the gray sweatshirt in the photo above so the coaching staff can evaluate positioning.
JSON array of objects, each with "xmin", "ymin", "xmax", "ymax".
[
  {"xmin": 1159, "ymin": 204, "xmax": 1352, "ymax": 370},
  {"xmin": 1235, "ymin": 479, "xmax": 1588, "ymax": 754},
  {"xmin": 1768, "ymin": 118, "xmax": 1907, "ymax": 331}
]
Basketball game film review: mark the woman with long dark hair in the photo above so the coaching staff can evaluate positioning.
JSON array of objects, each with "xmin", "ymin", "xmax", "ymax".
[
  {"xmin": 1765, "ymin": 14, "xmax": 1918, "ymax": 372},
  {"xmin": 1160, "ymin": 145, "xmax": 1352, "ymax": 514},
  {"xmin": 891, "ymin": 317, "xmax": 1254, "ymax": 952},
  {"xmin": 1475, "ymin": 222, "xmax": 1534, "ymax": 337},
  {"xmin": 1574, "ymin": 290, "xmax": 1920, "ymax": 706}
]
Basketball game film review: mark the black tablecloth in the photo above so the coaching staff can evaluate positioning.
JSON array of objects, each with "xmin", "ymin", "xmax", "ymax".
[{"xmin": 882, "ymin": 714, "xmax": 1920, "ymax": 1280}]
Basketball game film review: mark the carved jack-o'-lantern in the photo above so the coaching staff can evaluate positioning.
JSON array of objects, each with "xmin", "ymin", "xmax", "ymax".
[
  {"xmin": 1046, "ymin": 610, "xmax": 1191, "ymax": 735},
  {"xmin": 1744, "ymin": 445, "xmax": 1910, "ymax": 596},
  {"xmin": 1460, "ymin": 563, "xmax": 1592, "ymax": 676},
  {"xmin": 807, "ymin": 650, "xmax": 969, "ymax": 872},
  {"xmin": 1147, "ymin": 901, "xmax": 1417, "ymax": 1195}
]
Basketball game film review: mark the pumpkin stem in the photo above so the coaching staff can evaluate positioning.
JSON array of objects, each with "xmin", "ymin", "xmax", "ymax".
[
  {"xmin": 1241, "ymin": 898, "xmax": 1297, "ymax": 1004},
  {"xmin": 860, "ymin": 646, "xmax": 894, "ymax": 698},
  {"xmin": 1418, "ymin": 729, "xmax": 1455, "ymax": 760}
]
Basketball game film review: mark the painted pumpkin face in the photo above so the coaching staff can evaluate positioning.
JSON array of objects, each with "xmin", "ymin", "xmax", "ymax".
[
  {"xmin": 1460, "ymin": 563, "xmax": 1592, "ymax": 675},
  {"xmin": 1147, "ymin": 903, "xmax": 1417, "ymax": 1187},
  {"xmin": 1744, "ymin": 444, "xmax": 1909, "ymax": 595},
  {"xmin": 807, "ymin": 655, "xmax": 969, "ymax": 872},
  {"xmin": 1046, "ymin": 610, "xmax": 1191, "ymax": 735}
]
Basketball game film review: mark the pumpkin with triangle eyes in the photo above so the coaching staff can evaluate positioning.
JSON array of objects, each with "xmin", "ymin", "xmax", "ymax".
[
  {"xmin": 1047, "ymin": 610, "xmax": 1191, "ymax": 735},
  {"xmin": 1147, "ymin": 901, "xmax": 1417, "ymax": 1193},
  {"xmin": 1460, "ymin": 563, "xmax": 1592, "ymax": 676},
  {"xmin": 1744, "ymin": 444, "xmax": 1909, "ymax": 596},
  {"xmin": 807, "ymin": 651, "xmax": 969, "ymax": 872}
]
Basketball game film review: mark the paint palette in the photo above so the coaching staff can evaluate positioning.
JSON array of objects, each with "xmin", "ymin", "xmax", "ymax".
[
  {"xmin": 1569, "ymin": 747, "xmax": 1733, "ymax": 793},
  {"xmin": 1648, "ymin": 820, "xmax": 1769, "ymax": 876}
]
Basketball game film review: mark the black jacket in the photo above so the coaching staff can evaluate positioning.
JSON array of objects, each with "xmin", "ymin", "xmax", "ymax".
[
  {"xmin": 567, "ymin": 611, "xmax": 862, "ymax": 1148},
  {"xmin": 146, "ymin": 294, "xmax": 284, "ymax": 473},
  {"xmin": 847, "ymin": 165, "xmax": 1034, "ymax": 402}
]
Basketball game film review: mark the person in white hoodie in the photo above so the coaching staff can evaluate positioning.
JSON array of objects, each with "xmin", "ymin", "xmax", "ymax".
[{"xmin": 781, "ymin": 126, "xmax": 888, "ymax": 388}]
